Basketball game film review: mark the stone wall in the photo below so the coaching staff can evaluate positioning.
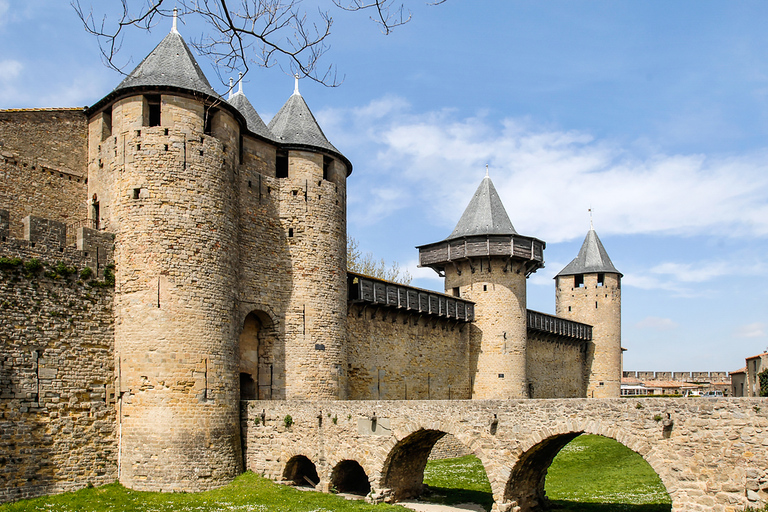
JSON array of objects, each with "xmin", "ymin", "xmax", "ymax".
[
  {"xmin": 0, "ymin": 109, "xmax": 87, "ymax": 176},
  {"xmin": 242, "ymin": 398, "xmax": 768, "ymax": 512},
  {"xmin": 347, "ymin": 303, "xmax": 472, "ymax": 400},
  {"xmin": 445, "ymin": 259, "xmax": 529, "ymax": 399},
  {"xmin": 0, "ymin": 214, "xmax": 116, "ymax": 503},
  {"xmin": 526, "ymin": 333, "xmax": 585, "ymax": 398}
]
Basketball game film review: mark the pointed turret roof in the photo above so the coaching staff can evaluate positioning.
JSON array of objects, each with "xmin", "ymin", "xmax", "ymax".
[
  {"xmin": 268, "ymin": 77, "xmax": 351, "ymax": 174},
  {"xmin": 112, "ymin": 30, "xmax": 220, "ymax": 99},
  {"xmin": 446, "ymin": 175, "xmax": 517, "ymax": 241},
  {"xmin": 268, "ymin": 82, "xmax": 340, "ymax": 154},
  {"xmin": 557, "ymin": 228, "xmax": 622, "ymax": 277},
  {"xmin": 227, "ymin": 81, "xmax": 273, "ymax": 140}
]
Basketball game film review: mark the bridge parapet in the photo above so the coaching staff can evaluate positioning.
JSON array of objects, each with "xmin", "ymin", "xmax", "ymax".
[{"xmin": 242, "ymin": 398, "xmax": 768, "ymax": 512}]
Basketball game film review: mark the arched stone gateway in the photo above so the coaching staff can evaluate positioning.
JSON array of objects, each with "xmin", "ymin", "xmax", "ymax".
[
  {"xmin": 241, "ymin": 399, "xmax": 768, "ymax": 511},
  {"xmin": 331, "ymin": 460, "xmax": 371, "ymax": 495}
]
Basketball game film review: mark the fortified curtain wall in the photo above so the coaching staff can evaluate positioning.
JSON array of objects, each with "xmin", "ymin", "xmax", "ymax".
[
  {"xmin": 0, "ymin": 110, "xmax": 89, "ymax": 238},
  {"xmin": 526, "ymin": 333, "xmax": 586, "ymax": 398},
  {"xmin": 0, "ymin": 211, "xmax": 116, "ymax": 503}
]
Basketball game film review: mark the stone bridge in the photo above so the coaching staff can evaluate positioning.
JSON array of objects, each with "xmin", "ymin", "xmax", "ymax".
[{"xmin": 241, "ymin": 398, "xmax": 768, "ymax": 512}]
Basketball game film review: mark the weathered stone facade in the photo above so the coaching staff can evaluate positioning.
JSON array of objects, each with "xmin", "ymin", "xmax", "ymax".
[
  {"xmin": 0, "ymin": 213, "xmax": 116, "ymax": 503},
  {"xmin": 242, "ymin": 398, "xmax": 768, "ymax": 512},
  {"xmin": 0, "ymin": 20, "xmax": 637, "ymax": 510}
]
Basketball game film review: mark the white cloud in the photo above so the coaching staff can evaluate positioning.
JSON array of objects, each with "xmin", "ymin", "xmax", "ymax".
[
  {"xmin": 325, "ymin": 96, "xmax": 768, "ymax": 243},
  {"xmin": 734, "ymin": 322, "xmax": 767, "ymax": 339},
  {"xmin": 634, "ymin": 316, "xmax": 679, "ymax": 331},
  {"xmin": 0, "ymin": 59, "xmax": 22, "ymax": 81}
]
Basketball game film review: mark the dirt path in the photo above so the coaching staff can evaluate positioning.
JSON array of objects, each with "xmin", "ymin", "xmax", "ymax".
[{"xmin": 398, "ymin": 501, "xmax": 486, "ymax": 512}]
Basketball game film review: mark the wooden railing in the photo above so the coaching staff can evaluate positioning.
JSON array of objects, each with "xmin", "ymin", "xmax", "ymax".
[
  {"xmin": 348, "ymin": 272, "xmax": 474, "ymax": 322},
  {"xmin": 527, "ymin": 310, "xmax": 592, "ymax": 341}
]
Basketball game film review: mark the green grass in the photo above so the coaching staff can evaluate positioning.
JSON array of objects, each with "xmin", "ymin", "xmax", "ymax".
[
  {"xmin": 545, "ymin": 435, "xmax": 670, "ymax": 512},
  {"xmin": 422, "ymin": 454, "xmax": 495, "ymax": 510},
  {"xmin": 0, "ymin": 472, "xmax": 407, "ymax": 512},
  {"xmin": 421, "ymin": 435, "xmax": 674, "ymax": 512}
]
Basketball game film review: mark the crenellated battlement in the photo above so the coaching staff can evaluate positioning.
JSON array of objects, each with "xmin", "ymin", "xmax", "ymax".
[{"xmin": 0, "ymin": 210, "xmax": 114, "ymax": 279}]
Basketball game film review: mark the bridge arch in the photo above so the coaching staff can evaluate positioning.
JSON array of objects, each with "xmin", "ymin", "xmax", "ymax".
[
  {"xmin": 502, "ymin": 422, "xmax": 671, "ymax": 511},
  {"xmin": 282, "ymin": 454, "xmax": 320, "ymax": 488},
  {"xmin": 379, "ymin": 420, "xmax": 493, "ymax": 502},
  {"xmin": 330, "ymin": 459, "xmax": 371, "ymax": 496}
]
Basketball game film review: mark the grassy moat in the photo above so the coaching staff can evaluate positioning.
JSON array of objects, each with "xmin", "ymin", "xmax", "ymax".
[{"xmin": 2, "ymin": 434, "xmax": 758, "ymax": 512}]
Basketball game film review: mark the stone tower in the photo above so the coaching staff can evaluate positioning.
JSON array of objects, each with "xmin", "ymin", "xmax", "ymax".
[
  {"xmin": 418, "ymin": 174, "xmax": 545, "ymax": 398},
  {"xmin": 555, "ymin": 226, "xmax": 622, "ymax": 398},
  {"xmin": 268, "ymin": 78, "xmax": 351, "ymax": 400},
  {"xmin": 85, "ymin": 21, "xmax": 244, "ymax": 490}
]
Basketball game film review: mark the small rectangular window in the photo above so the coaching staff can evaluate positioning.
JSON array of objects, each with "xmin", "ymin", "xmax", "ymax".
[
  {"xmin": 204, "ymin": 109, "xmax": 214, "ymax": 135},
  {"xmin": 145, "ymin": 95, "xmax": 161, "ymax": 127},
  {"xmin": 101, "ymin": 108, "xmax": 112, "ymax": 140},
  {"xmin": 574, "ymin": 275, "xmax": 584, "ymax": 288},
  {"xmin": 323, "ymin": 155, "xmax": 332, "ymax": 181},
  {"xmin": 452, "ymin": 287, "xmax": 460, "ymax": 297},
  {"xmin": 597, "ymin": 273, "xmax": 605, "ymax": 287},
  {"xmin": 133, "ymin": 188, "xmax": 141, "ymax": 199},
  {"xmin": 276, "ymin": 151, "xmax": 288, "ymax": 178}
]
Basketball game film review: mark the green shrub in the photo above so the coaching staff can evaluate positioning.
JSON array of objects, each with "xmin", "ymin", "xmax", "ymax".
[
  {"xmin": 23, "ymin": 258, "xmax": 42, "ymax": 275},
  {"xmin": 283, "ymin": 415, "xmax": 293, "ymax": 428},
  {"xmin": 79, "ymin": 267, "xmax": 93, "ymax": 280},
  {"xmin": 759, "ymin": 369, "xmax": 768, "ymax": 398},
  {"xmin": 0, "ymin": 256, "xmax": 22, "ymax": 269}
]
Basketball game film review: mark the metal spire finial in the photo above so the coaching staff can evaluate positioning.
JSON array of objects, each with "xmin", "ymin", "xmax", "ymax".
[
  {"xmin": 172, "ymin": 7, "xmax": 179, "ymax": 34},
  {"xmin": 293, "ymin": 74, "xmax": 300, "ymax": 95},
  {"xmin": 485, "ymin": 164, "xmax": 489, "ymax": 177},
  {"xmin": 589, "ymin": 207, "xmax": 594, "ymax": 230},
  {"xmin": 228, "ymin": 77, "xmax": 233, "ymax": 99},
  {"xmin": 238, "ymin": 72, "xmax": 243, "ymax": 94}
]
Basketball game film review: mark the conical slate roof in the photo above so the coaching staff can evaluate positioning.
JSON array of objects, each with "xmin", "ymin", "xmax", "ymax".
[
  {"xmin": 112, "ymin": 30, "xmax": 220, "ymax": 99},
  {"xmin": 228, "ymin": 91, "xmax": 273, "ymax": 140},
  {"xmin": 446, "ymin": 175, "xmax": 517, "ymax": 241},
  {"xmin": 557, "ymin": 228, "xmax": 621, "ymax": 276},
  {"xmin": 268, "ymin": 89, "xmax": 340, "ymax": 154}
]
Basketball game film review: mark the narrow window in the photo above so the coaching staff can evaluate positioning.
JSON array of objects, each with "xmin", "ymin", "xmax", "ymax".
[
  {"xmin": 596, "ymin": 301, "xmax": 599, "ymax": 309},
  {"xmin": 597, "ymin": 273, "xmax": 605, "ymax": 287},
  {"xmin": 323, "ymin": 155, "xmax": 332, "ymax": 181},
  {"xmin": 133, "ymin": 188, "xmax": 141, "ymax": 199},
  {"xmin": 146, "ymin": 95, "xmax": 161, "ymax": 127},
  {"xmin": 164, "ymin": 128, "xmax": 169, "ymax": 136},
  {"xmin": 483, "ymin": 285, "xmax": 488, "ymax": 291},
  {"xmin": 92, "ymin": 201, "xmax": 100, "ymax": 230},
  {"xmin": 276, "ymin": 151, "xmax": 288, "ymax": 178},
  {"xmin": 204, "ymin": 109, "xmax": 214, "ymax": 135},
  {"xmin": 452, "ymin": 287, "xmax": 460, "ymax": 297},
  {"xmin": 101, "ymin": 108, "xmax": 112, "ymax": 140},
  {"xmin": 239, "ymin": 134, "xmax": 244, "ymax": 164},
  {"xmin": 574, "ymin": 274, "xmax": 584, "ymax": 288},
  {"xmin": 288, "ymin": 228, "xmax": 294, "ymax": 237},
  {"xmin": 568, "ymin": 306, "xmax": 571, "ymax": 312}
]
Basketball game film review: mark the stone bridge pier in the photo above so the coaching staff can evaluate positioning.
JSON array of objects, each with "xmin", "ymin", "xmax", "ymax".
[{"xmin": 241, "ymin": 399, "xmax": 768, "ymax": 512}]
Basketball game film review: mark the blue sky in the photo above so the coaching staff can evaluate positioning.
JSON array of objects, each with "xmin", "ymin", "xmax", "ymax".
[{"xmin": 1, "ymin": 1, "xmax": 767, "ymax": 373}]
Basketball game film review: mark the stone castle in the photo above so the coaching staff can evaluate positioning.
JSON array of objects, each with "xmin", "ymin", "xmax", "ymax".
[{"xmin": 0, "ymin": 20, "xmax": 622, "ymax": 502}]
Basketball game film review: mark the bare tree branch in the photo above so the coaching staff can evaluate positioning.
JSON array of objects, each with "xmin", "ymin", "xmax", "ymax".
[{"xmin": 72, "ymin": 0, "xmax": 446, "ymax": 87}]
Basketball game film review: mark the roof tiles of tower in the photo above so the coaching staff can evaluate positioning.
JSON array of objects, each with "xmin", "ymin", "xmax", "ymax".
[
  {"xmin": 557, "ymin": 228, "xmax": 622, "ymax": 277},
  {"xmin": 228, "ymin": 91, "xmax": 274, "ymax": 141},
  {"xmin": 446, "ymin": 175, "xmax": 517, "ymax": 241},
  {"xmin": 112, "ymin": 31, "xmax": 220, "ymax": 99},
  {"xmin": 268, "ymin": 90, "xmax": 340, "ymax": 155}
]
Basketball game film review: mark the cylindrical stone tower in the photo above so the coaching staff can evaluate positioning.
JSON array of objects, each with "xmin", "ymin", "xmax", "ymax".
[
  {"xmin": 268, "ymin": 79, "xmax": 352, "ymax": 399},
  {"xmin": 555, "ymin": 227, "xmax": 622, "ymax": 398},
  {"xmin": 86, "ymin": 24, "xmax": 244, "ymax": 491},
  {"xmin": 418, "ymin": 174, "xmax": 545, "ymax": 399}
]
